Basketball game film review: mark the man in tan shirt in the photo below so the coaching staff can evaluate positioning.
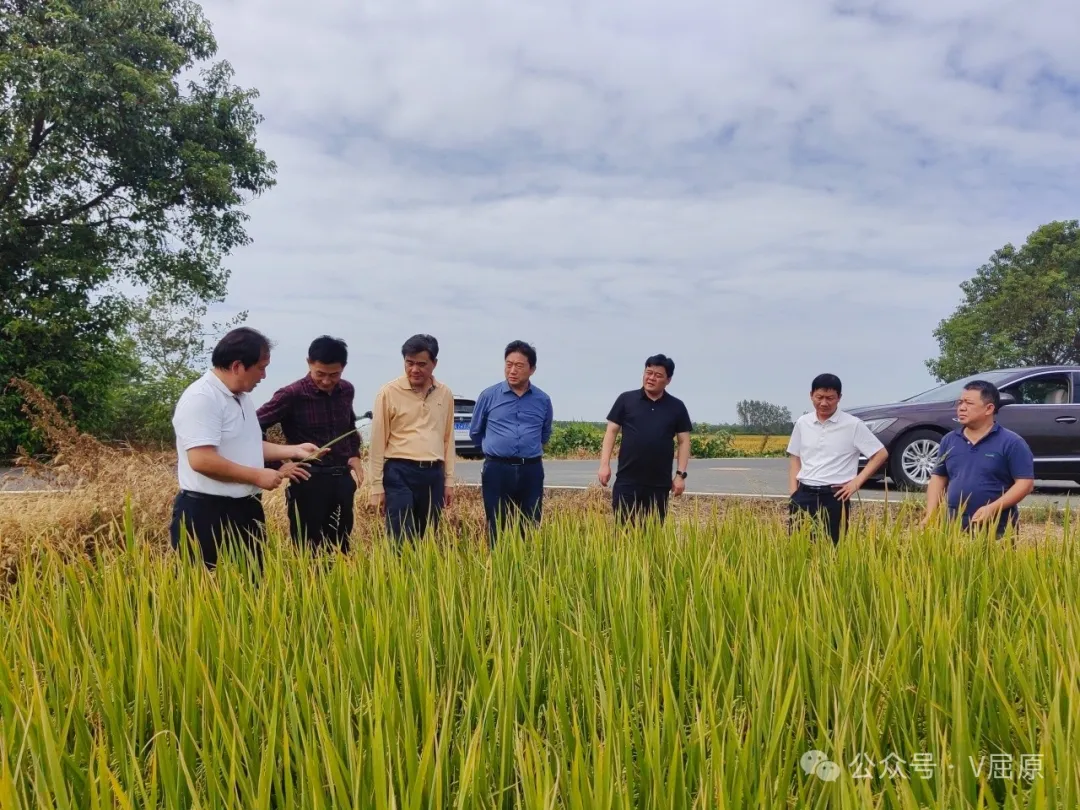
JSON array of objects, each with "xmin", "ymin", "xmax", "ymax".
[{"xmin": 368, "ymin": 334, "xmax": 456, "ymax": 544}]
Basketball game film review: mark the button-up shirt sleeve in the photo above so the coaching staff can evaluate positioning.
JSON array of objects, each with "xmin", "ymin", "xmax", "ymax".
[
  {"xmin": 338, "ymin": 382, "xmax": 362, "ymax": 460},
  {"xmin": 542, "ymin": 393, "xmax": 553, "ymax": 446},
  {"xmin": 468, "ymin": 387, "xmax": 491, "ymax": 449},
  {"xmin": 367, "ymin": 386, "xmax": 390, "ymax": 495},
  {"xmin": 443, "ymin": 387, "xmax": 456, "ymax": 484},
  {"xmin": 256, "ymin": 384, "xmax": 294, "ymax": 434}
]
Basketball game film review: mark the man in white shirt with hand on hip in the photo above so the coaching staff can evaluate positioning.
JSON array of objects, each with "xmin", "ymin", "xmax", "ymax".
[
  {"xmin": 786, "ymin": 373, "xmax": 889, "ymax": 545},
  {"xmin": 170, "ymin": 327, "xmax": 324, "ymax": 569}
]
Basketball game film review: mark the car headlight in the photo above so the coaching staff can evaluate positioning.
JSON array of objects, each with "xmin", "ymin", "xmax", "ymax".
[{"xmin": 862, "ymin": 418, "xmax": 897, "ymax": 434}]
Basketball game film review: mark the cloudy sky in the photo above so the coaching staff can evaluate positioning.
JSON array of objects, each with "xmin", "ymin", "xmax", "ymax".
[{"xmin": 195, "ymin": 0, "xmax": 1080, "ymax": 423}]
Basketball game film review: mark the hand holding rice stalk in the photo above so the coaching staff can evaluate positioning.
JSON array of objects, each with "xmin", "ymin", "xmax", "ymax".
[{"xmin": 301, "ymin": 428, "xmax": 359, "ymax": 462}]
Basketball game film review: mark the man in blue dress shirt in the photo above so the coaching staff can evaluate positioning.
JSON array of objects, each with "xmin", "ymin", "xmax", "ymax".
[
  {"xmin": 469, "ymin": 340, "xmax": 554, "ymax": 546},
  {"xmin": 922, "ymin": 379, "xmax": 1035, "ymax": 537}
]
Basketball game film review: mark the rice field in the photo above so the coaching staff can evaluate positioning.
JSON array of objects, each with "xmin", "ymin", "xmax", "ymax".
[
  {"xmin": 1, "ymin": 391, "xmax": 1077, "ymax": 808},
  {"xmin": 728, "ymin": 434, "xmax": 789, "ymax": 454}
]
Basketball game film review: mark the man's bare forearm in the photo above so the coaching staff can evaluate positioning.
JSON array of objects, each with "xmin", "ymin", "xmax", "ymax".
[
  {"xmin": 993, "ymin": 479, "xmax": 1035, "ymax": 510},
  {"xmin": 188, "ymin": 447, "xmax": 261, "ymax": 486},
  {"xmin": 788, "ymin": 456, "xmax": 801, "ymax": 494},
  {"xmin": 924, "ymin": 475, "xmax": 947, "ymax": 516},
  {"xmin": 600, "ymin": 424, "xmax": 619, "ymax": 466},
  {"xmin": 262, "ymin": 442, "xmax": 304, "ymax": 463},
  {"xmin": 855, "ymin": 448, "xmax": 889, "ymax": 486},
  {"xmin": 676, "ymin": 433, "xmax": 690, "ymax": 472}
]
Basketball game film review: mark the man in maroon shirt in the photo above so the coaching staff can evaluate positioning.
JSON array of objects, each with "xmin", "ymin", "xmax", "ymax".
[{"xmin": 257, "ymin": 336, "xmax": 363, "ymax": 552}]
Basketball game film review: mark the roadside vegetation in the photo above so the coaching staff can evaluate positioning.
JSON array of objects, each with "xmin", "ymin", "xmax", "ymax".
[{"xmin": 543, "ymin": 421, "xmax": 787, "ymax": 459}]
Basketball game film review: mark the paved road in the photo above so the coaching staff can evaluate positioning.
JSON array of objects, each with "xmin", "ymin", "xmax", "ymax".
[
  {"xmin": 5, "ymin": 459, "xmax": 1080, "ymax": 507},
  {"xmin": 0, "ymin": 467, "xmax": 43, "ymax": 492},
  {"xmin": 452, "ymin": 458, "xmax": 1080, "ymax": 507}
]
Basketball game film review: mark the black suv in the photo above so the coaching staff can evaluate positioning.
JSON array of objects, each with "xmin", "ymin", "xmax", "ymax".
[{"xmin": 848, "ymin": 365, "xmax": 1080, "ymax": 489}]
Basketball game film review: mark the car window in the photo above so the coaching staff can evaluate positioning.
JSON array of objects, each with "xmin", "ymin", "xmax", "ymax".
[
  {"xmin": 902, "ymin": 370, "xmax": 1016, "ymax": 404},
  {"xmin": 1002, "ymin": 373, "xmax": 1071, "ymax": 405}
]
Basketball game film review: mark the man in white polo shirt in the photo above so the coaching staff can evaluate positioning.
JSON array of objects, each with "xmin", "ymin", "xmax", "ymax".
[
  {"xmin": 786, "ymin": 373, "xmax": 889, "ymax": 544},
  {"xmin": 170, "ymin": 327, "xmax": 323, "ymax": 569}
]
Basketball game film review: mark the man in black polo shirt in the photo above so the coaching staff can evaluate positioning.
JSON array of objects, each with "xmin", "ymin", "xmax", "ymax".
[{"xmin": 598, "ymin": 354, "xmax": 692, "ymax": 524}]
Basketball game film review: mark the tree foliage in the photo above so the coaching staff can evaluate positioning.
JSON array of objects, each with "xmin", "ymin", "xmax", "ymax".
[
  {"xmin": 104, "ymin": 292, "xmax": 248, "ymax": 448},
  {"xmin": 0, "ymin": 0, "xmax": 275, "ymax": 456},
  {"xmin": 927, "ymin": 221, "xmax": 1080, "ymax": 382},
  {"xmin": 734, "ymin": 399, "xmax": 793, "ymax": 434}
]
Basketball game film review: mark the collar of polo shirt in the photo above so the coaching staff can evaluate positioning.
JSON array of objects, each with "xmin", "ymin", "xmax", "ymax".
[
  {"xmin": 206, "ymin": 370, "xmax": 241, "ymax": 400},
  {"xmin": 398, "ymin": 375, "xmax": 440, "ymax": 395}
]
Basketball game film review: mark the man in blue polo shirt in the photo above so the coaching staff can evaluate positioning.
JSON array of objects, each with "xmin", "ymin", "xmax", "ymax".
[
  {"xmin": 922, "ymin": 379, "xmax": 1035, "ymax": 536},
  {"xmin": 470, "ymin": 340, "xmax": 554, "ymax": 546}
]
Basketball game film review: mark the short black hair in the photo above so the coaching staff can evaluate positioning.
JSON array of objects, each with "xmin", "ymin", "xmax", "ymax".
[
  {"xmin": 211, "ymin": 327, "xmax": 272, "ymax": 370},
  {"xmin": 308, "ymin": 335, "xmax": 348, "ymax": 366},
  {"xmin": 811, "ymin": 373, "xmax": 842, "ymax": 396},
  {"xmin": 645, "ymin": 354, "xmax": 675, "ymax": 378},
  {"xmin": 402, "ymin": 333, "xmax": 439, "ymax": 362},
  {"xmin": 505, "ymin": 340, "xmax": 537, "ymax": 368},
  {"xmin": 963, "ymin": 379, "xmax": 1001, "ymax": 413}
]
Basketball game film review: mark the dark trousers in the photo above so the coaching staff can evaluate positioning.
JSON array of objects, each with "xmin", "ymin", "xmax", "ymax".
[
  {"xmin": 169, "ymin": 490, "xmax": 266, "ymax": 570},
  {"xmin": 480, "ymin": 457, "xmax": 544, "ymax": 546},
  {"xmin": 383, "ymin": 458, "xmax": 445, "ymax": 545},
  {"xmin": 789, "ymin": 484, "xmax": 849, "ymax": 544},
  {"xmin": 612, "ymin": 481, "xmax": 670, "ymax": 525},
  {"xmin": 285, "ymin": 468, "xmax": 356, "ymax": 552}
]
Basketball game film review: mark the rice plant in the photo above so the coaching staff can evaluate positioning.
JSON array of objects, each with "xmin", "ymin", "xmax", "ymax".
[{"xmin": 0, "ymin": 499, "xmax": 1076, "ymax": 809}]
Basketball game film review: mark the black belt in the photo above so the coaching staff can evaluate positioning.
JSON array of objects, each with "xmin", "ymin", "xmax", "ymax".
[
  {"xmin": 798, "ymin": 483, "xmax": 838, "ymax": 494},
  {"xmin": 178, "ymin": 489, "xmax": 261, "ymax": 502},
  {"xmin": 305, "ymin": 464, "xmax": 351, "ymax": 476},
  {"xmin": 386, "ymin": 457, "xmax": 443, "ymax": 469},
  {"xmin": 485, "ymin": 454, "xmax": 542, "ymax": 465}
]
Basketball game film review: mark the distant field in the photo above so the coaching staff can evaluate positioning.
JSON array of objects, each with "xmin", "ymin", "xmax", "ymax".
[
  {"xmin": 730, "ymin": 434, "xmax": 789, "ymax": 453},
  {"xmin": 542, "ymin": 423, "xmax": 790, "ymax": 458}
]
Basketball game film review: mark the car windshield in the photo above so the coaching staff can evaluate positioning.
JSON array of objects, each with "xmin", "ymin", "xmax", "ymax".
[{"xmin": 900, "ymin": 371, "xmax": 1017, "ymax": 404}]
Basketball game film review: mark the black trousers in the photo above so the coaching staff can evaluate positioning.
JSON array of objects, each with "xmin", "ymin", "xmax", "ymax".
[
  {"xmin": 383, "ymin": 458, "xmax": 445, "ymax": 545},
  {"xmin": 285, "ymin": 468, "xmax": 356, "ymax": 552},
  {"xmin": 612, "ymin": 481, "xmax": 670, "ymax": 525},
  {"xmin": 169, "ymin": 490, "xmax": 266, "ymax": 569},
  {"xmin": 789, "ymin": 484, "xmax": 849, "ymax": 544},
  {"xmin": 480, "ymin": 457, "xmax": 544, "ymax": 546}
]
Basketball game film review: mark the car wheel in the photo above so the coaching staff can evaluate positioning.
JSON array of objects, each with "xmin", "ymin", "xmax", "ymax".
[{"xmin": 888, "ymin": 429, "xmax": 944, "ymax": 490}]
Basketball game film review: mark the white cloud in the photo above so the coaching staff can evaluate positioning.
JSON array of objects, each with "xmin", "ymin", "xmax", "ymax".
[{"xmin": 195, "ymin": 0, "xmax": 1080, "ymax": 421}]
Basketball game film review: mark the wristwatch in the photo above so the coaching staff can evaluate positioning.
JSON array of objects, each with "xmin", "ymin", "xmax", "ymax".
[{"xmin": 675, "ymin": 470, "xmax": 688, "ymax": 479}]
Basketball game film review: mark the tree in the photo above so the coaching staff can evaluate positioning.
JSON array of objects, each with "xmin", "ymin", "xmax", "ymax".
[
  {"xmin": 102, "ymin": 291, "xmax": 248, "ymax": 447},
  {"xmin": 927, "ymin": 221, "xmax": 1080, "ymax": 382},
  {"xmin": 735, "ymin": 399, "xmax": 793, "ymax": 434},
  {"xmin": 0, "ymin": 0, "xmax": 276, "ymax": 456}
]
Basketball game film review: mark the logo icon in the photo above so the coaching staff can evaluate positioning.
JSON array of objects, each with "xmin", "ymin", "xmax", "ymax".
[{"xmin": 802, "ymin": 749, "xmax": 841, "ymax": 782}]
